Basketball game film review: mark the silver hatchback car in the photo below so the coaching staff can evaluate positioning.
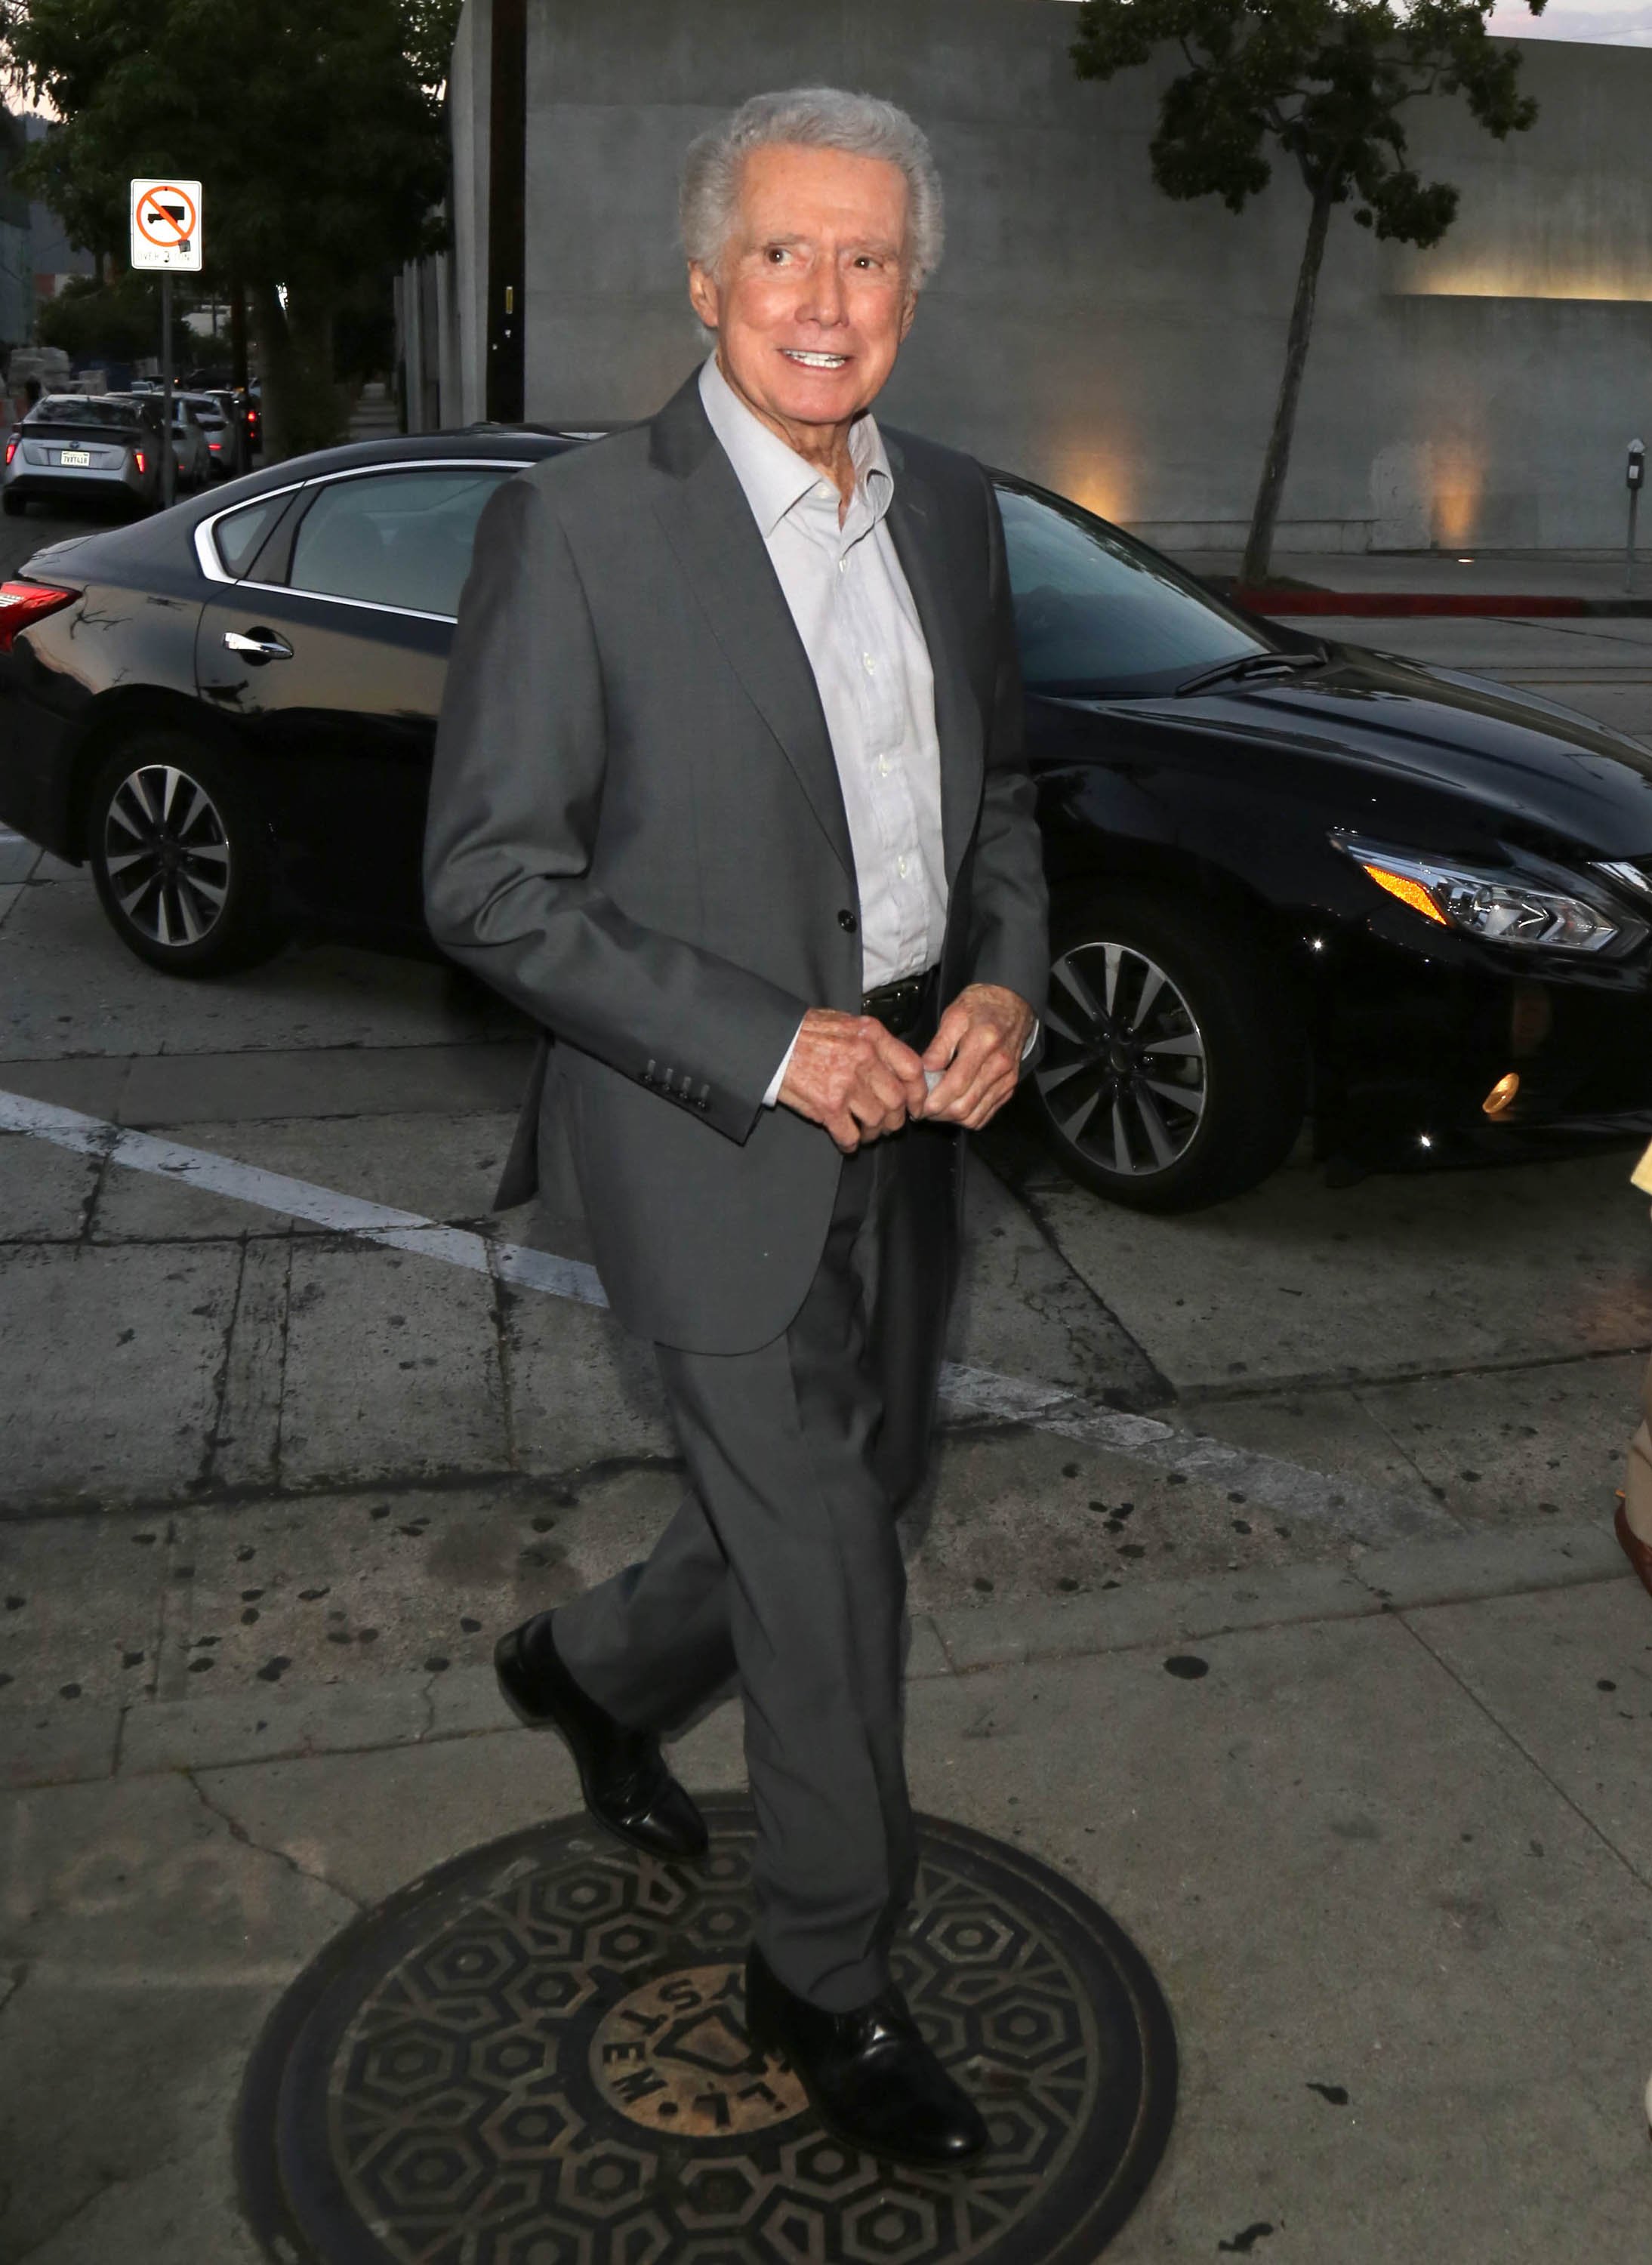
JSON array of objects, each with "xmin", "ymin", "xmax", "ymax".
[
  {"xmin": 177, "ymin": 390, "xmax": 238, "ymax": 479},
  {"xmin": 2, "ymin": 394, "xmax": 162, "ymax": 516}
]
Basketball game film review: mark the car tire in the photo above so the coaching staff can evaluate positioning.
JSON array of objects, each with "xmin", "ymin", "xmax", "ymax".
[
  {"xmin": 87, "ymin": 732, "xmax": 288, "ymax": 978},
  {"xmin": 2, "ymin": 491, "xmax": 26, "ymax": 516},
  {"xmin": 1028, "ymin": 889, "xmax": 1305, "ymax": 1213}
]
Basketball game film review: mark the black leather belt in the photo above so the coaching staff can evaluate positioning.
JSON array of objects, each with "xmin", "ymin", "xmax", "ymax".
[{"xmin": 861, "ymin": 966, "xmax": 939, "ymax": 1040}]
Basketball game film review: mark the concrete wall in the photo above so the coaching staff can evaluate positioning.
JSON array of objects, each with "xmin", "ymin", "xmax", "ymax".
[{"xmin": 460, "ymin": 0, "xmax": 1652, "ymax": 551}]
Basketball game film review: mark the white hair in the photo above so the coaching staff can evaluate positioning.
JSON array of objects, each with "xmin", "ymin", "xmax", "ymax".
[{"xmin": 680, "ymin": 86, "xmax": 945, "ymax": 289}]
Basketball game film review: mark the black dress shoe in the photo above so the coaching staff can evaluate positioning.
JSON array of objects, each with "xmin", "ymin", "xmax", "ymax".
[
  {"xmin": 744, "ymin": 1944, "xmax": 988, "ymax": 2167},
  {"xmin": 495, "ymin": 1613, "xmax": 708, "ymax": 1863}
]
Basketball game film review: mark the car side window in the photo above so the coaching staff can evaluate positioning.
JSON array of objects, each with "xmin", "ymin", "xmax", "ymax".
[
  {"xmin": 211, "ymin": 495, "xmax": 291, "ymax": 578},
  {"xmin": 286, "ymin": 467, "xmax": 516, "ymax": 618}
]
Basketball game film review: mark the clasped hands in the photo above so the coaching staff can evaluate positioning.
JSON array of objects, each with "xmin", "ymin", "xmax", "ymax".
[{"xmin": 778, "ymin": 983, "xmax": 1035, "ymax": 1152}]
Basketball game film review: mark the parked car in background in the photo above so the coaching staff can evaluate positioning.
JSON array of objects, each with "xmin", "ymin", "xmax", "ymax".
[
  {"xmin": 2, "ymin": 393, "xmax": 161, "ymax": 517},
  {"xmin": 204, "ymin": 390, "xmax": 254, "ymax": 475},
  {"xmin": 1, "ymin": 429, "xmax": 1650, "ymax": 1209},
  {"xmin": 164, "ymin": 397, "xmax": 214, "ymax": 491},
  {"xmin": 177, "ymin": 390, "xmax": 239, "ymax": 479}
]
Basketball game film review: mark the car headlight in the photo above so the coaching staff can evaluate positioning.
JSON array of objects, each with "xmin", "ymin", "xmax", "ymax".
[{"xmin": 1331, "ymin": 833, "xmax": 1640, "ymax": 954}]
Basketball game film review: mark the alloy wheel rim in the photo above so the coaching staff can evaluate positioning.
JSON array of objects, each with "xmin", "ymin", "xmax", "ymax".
[
  {"xmin": 1036, "ymin": 941, "xmax": 1208, "ymax": 1176},
  {"xmin": 103, "ymin": 764, "xmax": 231, "ymax": 948}
]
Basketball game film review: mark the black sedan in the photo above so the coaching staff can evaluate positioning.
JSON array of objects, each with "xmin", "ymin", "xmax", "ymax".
[{"xmin": 2, "ymin": 429, "xmax": 1650, "ymax": 1211}]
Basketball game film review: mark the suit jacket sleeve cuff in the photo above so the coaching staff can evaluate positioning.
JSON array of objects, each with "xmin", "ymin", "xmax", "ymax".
[{"xmin": 762, "ymin": 1016, "xmax": 807, "ymax": 1109}]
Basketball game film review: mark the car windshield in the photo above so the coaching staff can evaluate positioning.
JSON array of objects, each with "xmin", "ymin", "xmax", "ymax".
[
  {"xmin": 28, "ymin": 396, "xmax": 143, "ymax": 429},
  {"xmin": 995, "ymin": 484, "xmax": 1272, "ymax": 698}
]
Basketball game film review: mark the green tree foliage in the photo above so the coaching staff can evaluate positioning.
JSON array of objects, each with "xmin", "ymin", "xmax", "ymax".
[
  {"xmin": 37, "ymin": 269, "xmax": 190, "ymax": 362},
  {"xmin": 0, "ymin": 0, "xmax": 461, "ymax": 457},
  {"xmin": 1071, "ymin": 0, "xmax": 1544, "ymax": 580}
]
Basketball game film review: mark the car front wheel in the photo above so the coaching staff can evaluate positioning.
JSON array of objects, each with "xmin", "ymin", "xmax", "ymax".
[
  {"xmin": 88, "ymin": 732, "xmax": 288, "ymax": 977},
  {"xmin": 1029, "ymin": 890, "xmax": 1305, "ymax": 1212}
]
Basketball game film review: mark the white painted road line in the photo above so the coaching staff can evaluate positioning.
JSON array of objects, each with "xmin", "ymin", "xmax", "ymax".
[
  {"xmin": 0, "ymin": 1087, "xmax": 1453, "ymax": 1545},
  {"xmin": 0, "ymin": 1088, "xmax": 609, "ymax": 1306},
  {"xmin": 939, "ymin": 1364, "xmax": 1452, "ymax": 1545}
]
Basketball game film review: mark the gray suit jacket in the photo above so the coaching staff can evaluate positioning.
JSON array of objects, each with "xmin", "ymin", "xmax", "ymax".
[{"xmin": 424, "ymin": 372, "xmax": 1048, "ymax": 1354}]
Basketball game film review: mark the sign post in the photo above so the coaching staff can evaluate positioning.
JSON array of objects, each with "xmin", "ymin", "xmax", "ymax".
[{"xmin": 129, "ymin": 179, "xmax": 203, "ymax": 511}]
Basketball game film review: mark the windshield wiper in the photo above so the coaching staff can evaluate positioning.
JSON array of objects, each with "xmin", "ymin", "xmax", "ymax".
[{"xmin": 1175, "ymin": 648, "xmax": 1327, "ymax": 698}]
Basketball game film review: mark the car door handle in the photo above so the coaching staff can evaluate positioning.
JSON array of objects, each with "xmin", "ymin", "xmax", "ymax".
[{"xmin": 223, "ymin": 628, "xmax": 292, "ymax": 661}]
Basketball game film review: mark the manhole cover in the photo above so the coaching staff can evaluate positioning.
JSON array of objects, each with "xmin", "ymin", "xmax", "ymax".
[{"xmin": 238, "ymin": 1797, "xmax": 1176, "ymax": 2264}]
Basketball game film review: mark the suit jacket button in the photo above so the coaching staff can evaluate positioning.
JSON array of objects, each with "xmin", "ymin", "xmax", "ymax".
[{"xmin": 837, "ymin": 909, "xmax": 858, "ymax": 932}]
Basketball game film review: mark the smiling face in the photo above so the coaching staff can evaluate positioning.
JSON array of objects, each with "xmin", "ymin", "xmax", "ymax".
[{"xmin": 687, "ymin": 140, "xmax": 917, "ymax": 467}]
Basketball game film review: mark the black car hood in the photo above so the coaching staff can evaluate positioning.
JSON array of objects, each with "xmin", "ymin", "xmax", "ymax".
[{"xmin": 1109, "ymin": 647, "xmax": 1652, "ymax": 859}]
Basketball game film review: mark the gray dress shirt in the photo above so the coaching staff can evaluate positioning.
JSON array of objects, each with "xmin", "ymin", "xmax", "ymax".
[{"xmin": 699, "ymin": 356, "xmax": 947, "ymax": 1099}]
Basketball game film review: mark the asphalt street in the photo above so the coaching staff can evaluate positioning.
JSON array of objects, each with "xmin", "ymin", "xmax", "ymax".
[{"xmin": 3, "ymin": 513, "xmax": 1651, "ymax": 2261}]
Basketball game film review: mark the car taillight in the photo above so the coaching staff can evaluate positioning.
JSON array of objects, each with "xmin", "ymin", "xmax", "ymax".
[
  {"xmin": 0, "ymin": 582, "xmax": 79, "ymax": 654},
  {"xmin": 133, "ymin": 449, "xmax": 146, "ymax": 474},
  {"xmin": 4, "ymin": 437, "xmax": 16, "ymax": 465}
]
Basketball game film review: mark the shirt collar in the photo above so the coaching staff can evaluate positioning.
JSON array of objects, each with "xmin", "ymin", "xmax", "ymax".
[{"xmin": 699, "ymin": 353, "xmax": 893, "ymax": 538}]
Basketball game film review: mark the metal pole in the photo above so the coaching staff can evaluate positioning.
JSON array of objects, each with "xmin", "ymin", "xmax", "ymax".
[
  {"xmin": 160, "ymin": 273, "xmax": 175, "ymax": 510},
  {"xmin": 1629, "ymin": 485, "xmax": 1639, "ymax": 596}
]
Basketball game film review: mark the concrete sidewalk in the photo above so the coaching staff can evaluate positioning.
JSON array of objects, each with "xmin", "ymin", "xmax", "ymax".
[
  {"xmin": 5, "ymin": 695, "xmax": 1651, "ymax": 2258},
  {"xmin": 2, "ymin": 1520, "xmax": 1648, "ymax": 2263}
]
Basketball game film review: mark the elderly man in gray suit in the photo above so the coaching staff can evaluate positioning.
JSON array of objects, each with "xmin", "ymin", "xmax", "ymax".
[{"xmin": 425, "ymin": 86, "xmax": 1048, "ymax": 2165}]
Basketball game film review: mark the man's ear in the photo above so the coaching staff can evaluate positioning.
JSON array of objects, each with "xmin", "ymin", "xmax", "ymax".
[
  {"xmin": 898, "ymin": 291, "xmax": 920, "ymax": 341},
  {"xmin": 687, "ymin": 262, "xmax": 721, "ymax": 331}
]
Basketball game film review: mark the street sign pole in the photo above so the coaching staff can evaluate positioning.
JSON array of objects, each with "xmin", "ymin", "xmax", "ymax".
[
  {"xmin": 128, "ymin": 178, "xmax": 202, "ymax": 510},
  {"xmin": 160, "ymin": 273, "xmax": 175, "ymax": 510}
]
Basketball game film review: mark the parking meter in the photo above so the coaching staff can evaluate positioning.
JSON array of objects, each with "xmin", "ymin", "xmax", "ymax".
[{"xmin": 1629, "ymin": 440, "xmax": 1645, "ymax": 592}]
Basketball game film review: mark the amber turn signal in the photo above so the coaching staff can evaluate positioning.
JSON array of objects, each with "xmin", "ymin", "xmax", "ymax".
[{"xmin": 1360, "ymin": 862, "xmax": 1449, "ymax": 926}]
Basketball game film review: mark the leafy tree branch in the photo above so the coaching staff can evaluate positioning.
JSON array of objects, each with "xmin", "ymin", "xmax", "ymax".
[
  {"xmin": 1071, "ymin": 0, "xmax": 1543, "ymax": 578},
  {"xmin": 0, "ymin": 0, "xmax": 461, "ymax": 458}
]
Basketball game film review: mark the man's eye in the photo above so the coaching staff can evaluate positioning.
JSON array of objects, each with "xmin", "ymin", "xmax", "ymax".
[{"xmin": 766, "ymin": 247, "xmax": 789, "ymax": 263}]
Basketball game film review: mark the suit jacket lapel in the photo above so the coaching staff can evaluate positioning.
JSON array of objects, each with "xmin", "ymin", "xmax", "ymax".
[
  {"xmin": 885, "ymin": 464, "xmax": 985, "ymax": 889},
  {"xmin": 650, "ymin": 384, "xmax": 855, "ymax": 880}
]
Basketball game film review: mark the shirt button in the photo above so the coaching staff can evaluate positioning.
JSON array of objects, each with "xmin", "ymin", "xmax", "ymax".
[
  {"xmin": 838, "ymin": 557, "xmax": 848, "ymax": 574},
  {"xmin": 815, "ymin": 484, "xmax": 833, "ymax": 501},
  {"xmin": 862, "ymin": 655, "xmax": 875, "ymax": 674},
  {"xmin": 898, "ymin": 855, "xmax": 909, "ymax": 880},
  {"xmin": 878, "ymin": 757, "xmax": 891, "ymax": 775}
]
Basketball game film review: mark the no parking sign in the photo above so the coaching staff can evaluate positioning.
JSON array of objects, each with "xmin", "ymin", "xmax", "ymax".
[{"xmin": 129, "ymin": 178, "xmax": 203, "ymax": 271}]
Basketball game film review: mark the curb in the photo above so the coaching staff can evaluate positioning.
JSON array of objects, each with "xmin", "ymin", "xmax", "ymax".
[{"xmin": 1232, "ymin": 589, "xmax": 1652, "ymax": 619}]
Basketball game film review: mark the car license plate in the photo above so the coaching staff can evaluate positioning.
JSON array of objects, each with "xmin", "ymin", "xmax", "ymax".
[{"xmin": 59, "ymin": 449, "xmax": 91, "ymax": 467}]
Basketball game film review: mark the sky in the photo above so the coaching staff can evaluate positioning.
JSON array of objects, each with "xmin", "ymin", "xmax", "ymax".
[{"xmin": 1487, "ymin": 0, "xmax": 1652, "ymax": 39}]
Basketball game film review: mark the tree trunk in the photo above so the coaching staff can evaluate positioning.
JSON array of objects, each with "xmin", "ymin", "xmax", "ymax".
[
  {"xmin": 1240, "ymin": 182, "xmax": 1336, "ymax": 589},
  {"xmin": 249, "ymin": 280, "xmax": 344, "ymax": 463},
  {"xmin": 249, "ymin": 279, "xmax": 297, "ymax": 462},
  {"xmin": 230, "ymin": 279, "xmax": 248, "ymax": 392}
]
